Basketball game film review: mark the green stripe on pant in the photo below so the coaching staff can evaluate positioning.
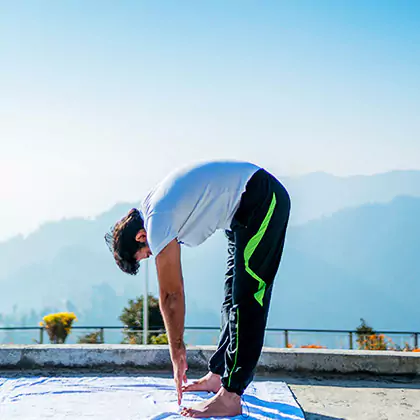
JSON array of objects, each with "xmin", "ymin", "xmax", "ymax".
[
  {"xmin": 226, "ymin": 193, "xmax": 277, "ymax": 388},
  {"xmin": 244, "ymin": 192, "xmax": 277, "ymax": 306}
]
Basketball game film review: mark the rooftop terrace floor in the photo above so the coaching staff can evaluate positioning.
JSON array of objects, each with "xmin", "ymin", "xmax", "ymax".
[{"xmin": 0, "ymin": 370, "xmax": 419, "ymax": 419}]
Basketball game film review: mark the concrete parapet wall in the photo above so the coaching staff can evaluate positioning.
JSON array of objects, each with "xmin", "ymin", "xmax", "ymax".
[{"xmin": 0, "ymin": 345, "xmax": 419, "ymax": 375}]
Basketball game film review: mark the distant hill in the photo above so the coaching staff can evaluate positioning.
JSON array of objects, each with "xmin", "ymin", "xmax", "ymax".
[
  {"xmin": 272, "ymin": 197, "xmax": 420, "ymax": 330},
  {"xmin": 0, "ymin": 171, "xmax": 419, "ymax": 340}
]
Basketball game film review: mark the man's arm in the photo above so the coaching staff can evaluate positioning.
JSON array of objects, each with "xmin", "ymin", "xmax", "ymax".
[
  {"xmin": 155, "ymin": 238, "xmax": 187, "ymax": 404},
  {"xmin": 155, "ymin": 238, "xmax": 185, "ymax": 353}
]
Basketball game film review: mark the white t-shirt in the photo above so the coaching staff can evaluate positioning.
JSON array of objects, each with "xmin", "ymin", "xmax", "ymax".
[{"xmin": 140, "ymin": 160, "xmax": 260, "ymax": 256}]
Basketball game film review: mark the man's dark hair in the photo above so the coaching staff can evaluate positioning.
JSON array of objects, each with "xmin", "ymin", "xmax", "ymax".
[{"xmin": 104, "ymin": 208, "xmax": 145, "ymax": 275}]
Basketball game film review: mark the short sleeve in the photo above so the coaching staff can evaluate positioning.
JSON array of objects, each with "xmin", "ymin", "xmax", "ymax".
[{"xmin": 145, "ymin": 213, "xmax": 178, "ymax": 257}]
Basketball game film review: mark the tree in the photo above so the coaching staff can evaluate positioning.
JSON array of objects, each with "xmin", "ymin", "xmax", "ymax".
[{"xmin": 119, "ymin": 295, "xmax": 166, "ymax": 344}]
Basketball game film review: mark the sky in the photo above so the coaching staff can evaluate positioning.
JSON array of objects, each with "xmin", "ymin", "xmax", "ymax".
[{"xmin": 1, "ymin": 0, "xmax": 419, "ymax": 240}]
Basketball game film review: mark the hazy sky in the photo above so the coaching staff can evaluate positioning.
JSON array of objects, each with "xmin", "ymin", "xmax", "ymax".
[{"xmin": 1, "ymin": 0, "xmax": 419, "ymax": 240}]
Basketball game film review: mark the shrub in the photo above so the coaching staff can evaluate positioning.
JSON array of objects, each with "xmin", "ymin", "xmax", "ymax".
[
  {"xmin": 358, "ymin": 333, "xmax": 395, "ymax": 351},
  {"xmin": 40, "ymin": 312, "xmax": 77, "ymax": 344},
  {"xmin": 355, "ymin": 319, "xmax": 395, "ymax": 350},
  {"xmin": 150, "ymin": 333, "xmax": 169, "ymax": 345},
  {"xmin": 356, "ymin": 318, "xmax": 375, "ymax": 349},
  {"xmin": 77, "ymin": 331, "xmax": 102, "ymax": 344}
]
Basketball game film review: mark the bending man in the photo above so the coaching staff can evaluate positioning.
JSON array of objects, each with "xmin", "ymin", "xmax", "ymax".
[{"xmin": 105, "ymin": 160, "xmax": 291, "ymax": 418}]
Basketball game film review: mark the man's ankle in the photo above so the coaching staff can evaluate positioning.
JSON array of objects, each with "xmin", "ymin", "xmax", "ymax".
[
  {"xmin": 208, "ymin": 371, "xmax": 221, "ymax": 378},
  {"xmin": 220, "ymin": 386, "xmax": 241, "ymax": 399}
]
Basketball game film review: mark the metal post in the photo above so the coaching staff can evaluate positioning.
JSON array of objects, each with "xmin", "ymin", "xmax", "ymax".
[
  {"xmin": 100, "ymin": 328, "xmax": 104, "ymax": 344},
  {"xmin": 284, "ymin": 330, "xmax": 289, "ymax": 348},
  {"xmin": 143, "ymin": 259, "xmax": 149, "ymax": 345},
  {"xmin": 415, "ymin": 333, "xmax": 418, "ymax": 349},
  {"xmin": 349, "ymin": 332, "xmax": 353, "ymax": 350},
  {"xmin": 39, "ymin": 327, "xmax": 44, "ymax": 344}
]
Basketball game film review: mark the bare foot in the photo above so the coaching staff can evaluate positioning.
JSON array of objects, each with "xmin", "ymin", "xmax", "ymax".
[
  {"xmin": 180, "ymin": 387, "xmax": 242, "ymax": 418},
  {"xmin": 182, "ymin": 371, "xmax": 222, "ymax": 394}
]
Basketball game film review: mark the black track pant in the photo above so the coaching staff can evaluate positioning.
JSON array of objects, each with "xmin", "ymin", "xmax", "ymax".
[{"xmin": 208, "ymin": 168, "xmax": 290, "ymax": 396}]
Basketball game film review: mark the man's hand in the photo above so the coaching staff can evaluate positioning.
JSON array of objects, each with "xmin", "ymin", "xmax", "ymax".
[{"xmin": 171, "ymin": 343, "xmax": 188, "ymax": 405}]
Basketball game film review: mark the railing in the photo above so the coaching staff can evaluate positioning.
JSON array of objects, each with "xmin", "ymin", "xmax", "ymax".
[{"xmin": 0, "ymin": 326, "xmax": 419, "ymax": 350}]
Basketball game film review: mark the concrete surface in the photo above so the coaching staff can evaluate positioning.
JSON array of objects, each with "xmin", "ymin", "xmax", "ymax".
[
  {"xmin": 1, "ymin": 345, "xmax": 420, "ymax": 418},
  {"xmin": 284, "ymin": 373, "xmax": 420, "ymax": 420},
  {"xmin": 1, "ymin": 345, "xmax": 420, "ymax": 376}
]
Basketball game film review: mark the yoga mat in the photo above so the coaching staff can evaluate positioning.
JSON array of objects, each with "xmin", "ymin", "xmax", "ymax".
[{"xmin": 0, "ymin": 376, "xmax": 306, "ymax": 419}]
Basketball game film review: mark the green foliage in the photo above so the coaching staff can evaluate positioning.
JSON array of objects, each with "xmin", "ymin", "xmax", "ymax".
[
  {"xmin": 119, "ymin": 295, "xmax": 165, "ymax": 344},
  {"xmin": 150, "ymin": 333, "xmax": 168, "ymax": 345},
  {"xmin": 40, "ymin": 312, "xmax": 77, "ymax": 344},
  {"xmin": 355, "ymin": 318, "xmax": 395, "ymax": 350},
  {"xmin": 356, "ymin": 318, "xmax": 375, "ymax": 336},
  {"xmin": 77, "ymin": 331, "xmax": 103, "ymax": 344},
  {"xmin": 356, "ymin": 318, "xmax": 375, "ymax": 349}
]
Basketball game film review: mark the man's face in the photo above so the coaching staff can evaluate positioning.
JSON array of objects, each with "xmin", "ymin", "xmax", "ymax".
[
  {"xmin": 134, "ymin": 246, "xmax": 152, "ymax": 261},
  {"xmin": 134, "ymin": 229, "xmax": 152, "ymax": 261}
]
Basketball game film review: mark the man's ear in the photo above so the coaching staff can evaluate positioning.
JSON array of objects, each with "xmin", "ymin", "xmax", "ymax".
[{"xmin": 135, "ymin": 229, "xmax": 147, "ymax": 243}]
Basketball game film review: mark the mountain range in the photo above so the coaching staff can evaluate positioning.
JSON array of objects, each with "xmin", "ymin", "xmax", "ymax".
[{"xmin": 281, "ymin": 169, "xmax": 420, "ymax": 224}]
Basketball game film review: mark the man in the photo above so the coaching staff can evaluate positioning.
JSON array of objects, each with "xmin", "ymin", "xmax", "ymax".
[{"xmin": 105, "ymin": 160, "xmax": 290, "ymax": 418}]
